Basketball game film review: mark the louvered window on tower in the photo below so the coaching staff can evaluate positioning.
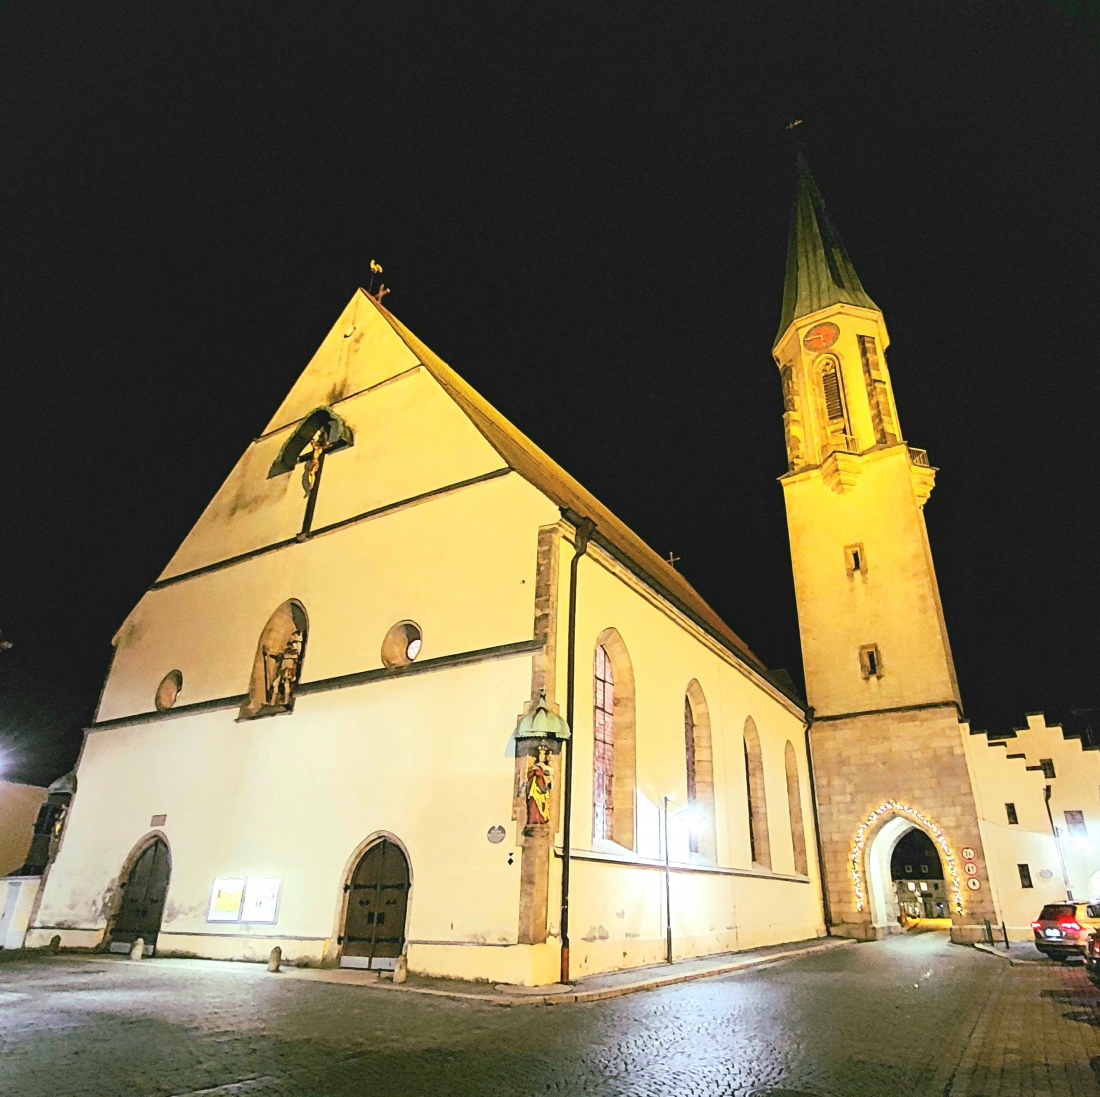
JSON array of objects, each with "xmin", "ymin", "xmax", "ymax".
[{"xmin": 821, "ymin": 360, "xmax": 846, "ymax": 421}]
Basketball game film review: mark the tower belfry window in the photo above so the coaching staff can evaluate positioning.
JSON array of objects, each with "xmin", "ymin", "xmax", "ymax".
[{"xmin": 821, "ymin": 358, "xmax": 846, "ymax": 422}]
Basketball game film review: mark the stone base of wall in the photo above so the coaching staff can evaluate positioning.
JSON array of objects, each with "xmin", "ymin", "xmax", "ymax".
[
  {"xmin": 949, "ymin": 924, "xmax": 988, "ymax": 945},
  {"xmin": 24, "ymin": 927, "xmax": 103, "ymax": 951},
  {"xmin": 812, "ymin": 705, "xmax": 999, "ymax": 937},
  {"xmin": 830, "ymin": 921, "xmax": 905, "ymax": 941}
]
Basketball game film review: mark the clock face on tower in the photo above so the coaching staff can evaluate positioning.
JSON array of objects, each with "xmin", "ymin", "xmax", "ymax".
[{"xmin": 803, "ymin": 322, "xmax": 840, "ymax": 352}]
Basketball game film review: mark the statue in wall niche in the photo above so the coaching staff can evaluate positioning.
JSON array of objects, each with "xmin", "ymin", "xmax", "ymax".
[
  {"xmin": 302, "ymin": 427, "xmax": 327, "ymax": 495},
  {"xmin": 263, "ymin": 631, "xmax": 303, "ymax": 708},
  {"xmin": 525, "ymin": 744, "xmax": 554, "ymax": 825}
]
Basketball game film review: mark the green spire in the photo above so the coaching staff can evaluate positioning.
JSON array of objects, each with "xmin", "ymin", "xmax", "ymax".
[{"xmin": 775, "ymin": 155, "xmax": 879, "ymax": 347}]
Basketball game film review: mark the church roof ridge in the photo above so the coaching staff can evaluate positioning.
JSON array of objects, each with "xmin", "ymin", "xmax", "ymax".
[
  {"xmin": 775, "ymin": 155, "xmax": 879, "ymax": 347},
  {"xmin": 358, "ymin": 289, "xmax": 776, "ymax": 685}
]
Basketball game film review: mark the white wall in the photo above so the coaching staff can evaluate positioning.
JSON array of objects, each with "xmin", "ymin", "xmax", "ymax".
[
  {"xmin": 549, "ymin": 531, "xmax": 824, "ymax": 977},
  {"xmin": 964, "ymin": 713, "xmax": 1100, "ymax": 938}
]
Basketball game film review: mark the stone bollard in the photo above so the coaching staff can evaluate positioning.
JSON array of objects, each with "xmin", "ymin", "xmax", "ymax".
[
  {"xmin": 392, "ymin": 955, "xmax": 407, "ymax": 985},
  {"xmin": 48, "ymin": 935, "xmax": 61, "ymax": 955},
  {"xmin": 267, "ymin": 946, "xmax": 282, "ymax": 973},
  {"xmin": 129, "ymin": 937, "xmax": 145, "ymax": 960}
]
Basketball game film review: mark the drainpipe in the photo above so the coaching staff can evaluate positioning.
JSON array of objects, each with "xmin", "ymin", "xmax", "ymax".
[
  {"xmin": 803, "ymin": 707, "xmax": 833, "ymax": 933},
  {"xmin": 1044, "ymin": 784, "xmax": 1073, "ymax": 900},
  {"xmin": 559, "ymin": 515, "xmax": 594, "ymax": 986}
]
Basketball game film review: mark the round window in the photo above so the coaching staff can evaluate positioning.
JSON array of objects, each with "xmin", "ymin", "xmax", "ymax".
[
  {"xmin": 381, "ymin": 621, "xmax": 423, "ymax": 668},
  {"xmin": 155, "ymin": 670, "xmax": 183, "ymax": 712}
]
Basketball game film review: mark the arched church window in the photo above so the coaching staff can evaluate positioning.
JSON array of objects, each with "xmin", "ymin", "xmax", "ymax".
[
  {"xmin": 784, "ymin": 740, "xmax": 809, "ymax": 875},
  {"xmin": 743, "ymin": 716, "xmax": 771, "ymax": 868},
  {"xmin": 593, "ymin": 645, "xmax": 615, "ymax": 841},
  {"xmin": 239, "ymin": 600, "xmax": 308, "ymax": 719},
  {"xmin": 593, "ymin": 629, "xmax": 637, "ymax": 849},
  {"xmin": 684, "ymin": 680, "xmax": 717, "ymax": 861},
  {"xmin": 267, "ymin": 407, "xmax": 353, "ymax": 490}
]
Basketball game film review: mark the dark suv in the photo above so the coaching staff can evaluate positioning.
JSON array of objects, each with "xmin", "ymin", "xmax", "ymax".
[{"xmin": 1031, "ymin": 901, "xmax": 1100, "ymax": 960}]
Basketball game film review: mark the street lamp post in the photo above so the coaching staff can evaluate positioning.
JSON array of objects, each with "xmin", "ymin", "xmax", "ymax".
[
  {"xmin": 662, "ymin": 797, "xmax": 706, "ymax": 966},
  {"xmin": 663, "ymin": 796, "xmax": 673, "ymax": 965}
]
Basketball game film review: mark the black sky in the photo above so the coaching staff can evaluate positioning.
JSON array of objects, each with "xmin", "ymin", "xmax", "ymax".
[{"xmin": 2, "ymin": 3, "xmax": 1099, "ymax": 785}]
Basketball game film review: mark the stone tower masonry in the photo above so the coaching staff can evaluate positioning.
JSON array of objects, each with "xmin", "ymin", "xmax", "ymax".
[{"xmin": 774, "ymin": 157, "xmax": 996, "ymax": 940}]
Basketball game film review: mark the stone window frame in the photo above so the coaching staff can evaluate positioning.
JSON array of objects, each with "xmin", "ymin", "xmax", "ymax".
[
  {"xmin": 381, "ymin": 620, "xmax": 423, "ymax": 668},
  {"xmin": 844, "ymin": 543, "xmax": 867, "ymax": 577},
  {"xmin": 817, "ymin": 352, "xmax": 854, "ymax": 449},
  {"xmin": 592, "ymin": 628, "xmax": 636, "ymax": 851},
  {"xmin": 784, "ymin": 740, "xmax": 809, "ymax": 876},
  {"xmin": 742, "ymin": 716, "xmax": 771, "ymax": 869},
  {"xmin": 859, "ymin": 644, "xmax": 883, "ymax": 679},
  {"xmin": 684, "ymin": 680, "xmax": 717, "ymax": 862},
  {"xmin": 154, "ymin": 669, "xmax": 184, "ymax": 713}
]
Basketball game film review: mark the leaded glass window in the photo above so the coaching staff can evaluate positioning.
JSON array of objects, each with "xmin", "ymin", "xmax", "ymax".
[
  {"xmin": 593, "ymin": 645, "xmax": 615, "ymax": 841},
  {"xmin": 685, "ymin": 697, "xmax": 698, "ymax": 854}
]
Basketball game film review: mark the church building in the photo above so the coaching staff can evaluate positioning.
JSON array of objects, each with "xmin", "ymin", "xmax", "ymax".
[{"xmin": 25, "ymin": 258, "xmax": 823, "ymax": 984}]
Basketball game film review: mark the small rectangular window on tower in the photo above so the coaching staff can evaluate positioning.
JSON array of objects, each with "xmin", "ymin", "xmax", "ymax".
[
  {"xmin": 1065, "ymin": 810, "xmax": 1087, "ymax": 837},
  {"xmin": 844, "ymin": 543, "xmax": 866, "ymax": 576},
  {"xmin": 1040, "ymin": 758, "xmax": 1056, "ymax": 779},
  {"xmin": 1018, "ymin": 863, "xmax": 1034, "ymax": 889},
  {"xmin": 859, "ymin": 644, "xmax": 882, "ymax": 679},
  {"xmin": 1005, "ymin": 802, "xmax": 1018, "ymax": 825}
]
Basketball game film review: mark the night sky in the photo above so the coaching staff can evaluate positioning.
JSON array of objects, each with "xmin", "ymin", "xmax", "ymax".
[{"xmin": 3, "ymin": 4, "xmax": 1099, "ymax": 786}]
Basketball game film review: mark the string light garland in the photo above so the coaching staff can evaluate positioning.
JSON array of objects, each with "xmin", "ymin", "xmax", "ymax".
[{"xmin": 850, "ymin": 800, "xmax": 963, "ymax": 915}]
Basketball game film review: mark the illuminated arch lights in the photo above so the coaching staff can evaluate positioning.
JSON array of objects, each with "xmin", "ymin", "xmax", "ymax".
[{"xmin": 851, "ymin": 800, "xmax": 964, "ymax": 915}]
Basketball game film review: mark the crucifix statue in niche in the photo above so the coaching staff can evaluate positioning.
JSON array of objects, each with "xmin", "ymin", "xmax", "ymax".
[
  {"xmin": 302, "ymin": 427, "xmax": 327, "ymax": 496},
  {"xmin": 267, "ymin": 408, "xmax": 354, "ymax": 540}
]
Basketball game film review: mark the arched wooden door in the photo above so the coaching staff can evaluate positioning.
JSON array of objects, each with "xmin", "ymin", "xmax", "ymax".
[
  {"xmin": 340, "ymin": 839, "xmax": 410, "ymax": 970},
  {"xmin": 110, "ymin": 838, "xmax": 171, "ymax": 956}
]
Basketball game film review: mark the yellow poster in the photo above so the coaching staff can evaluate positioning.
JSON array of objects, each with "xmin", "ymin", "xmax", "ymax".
[{"xmin": 207, "ymin": 878, "xmax": 245, "ymax": 922}]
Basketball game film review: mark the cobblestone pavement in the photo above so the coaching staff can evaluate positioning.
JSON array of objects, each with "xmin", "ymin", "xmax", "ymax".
[{"xmin": 1, "ymin": 933, "xmax": 1097, "ymax": 1096}]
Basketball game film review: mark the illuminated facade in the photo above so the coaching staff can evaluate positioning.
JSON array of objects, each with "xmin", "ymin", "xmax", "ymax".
[
  {"xmin": 26, "ymin": 159, "xmax": 1087, "ymax": 976},
  {"xmin": 26, "ymin": 288, "xmax": 824, "ymax": 983}
]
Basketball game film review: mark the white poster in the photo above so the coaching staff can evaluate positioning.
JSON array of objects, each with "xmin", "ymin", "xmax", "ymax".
[
  {"xmin": 207, "ymin": 878, "xmax": 245, "ymax": 922},
  {"xmin": 241, "ymin": 877, "xmax": 281, "ymax": 924}
]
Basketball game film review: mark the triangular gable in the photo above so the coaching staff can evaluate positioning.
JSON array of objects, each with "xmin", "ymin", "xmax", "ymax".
[
  {"xmin": 263, "ymin": 293, "xmax": 421, "ymax": 434},
  {"xmin": 351, "ymin": 290, "xmax": 770, "ymax": 676}
]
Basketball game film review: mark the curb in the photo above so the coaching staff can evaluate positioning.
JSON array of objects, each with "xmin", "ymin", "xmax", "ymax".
[
  {"xmin": 972, "ymin": 942, "xmax": 1051, "ymax": 967},
  {"xmin": 503, "ymin": 937, "xmax": 855, "ymax": 1006},
  {"xmin": 39, "ymin": 936, "xmax": 854, "ymax": 1007}
]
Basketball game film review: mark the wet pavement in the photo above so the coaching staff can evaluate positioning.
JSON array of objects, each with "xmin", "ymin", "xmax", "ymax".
[{"xmin": 1, "ymin": 932, "xmax": 1097, "ymax": 1096}]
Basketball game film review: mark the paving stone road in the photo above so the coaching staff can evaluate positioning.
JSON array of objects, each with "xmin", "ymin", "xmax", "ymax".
[{"xmin": 2, "ymin": 932, "xmax": 1099, "ymax": 1096}]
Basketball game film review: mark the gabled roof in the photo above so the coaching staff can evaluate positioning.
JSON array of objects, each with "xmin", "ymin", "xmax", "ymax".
[
  {"xmin": 775, "ymin": 155, "xmax": 879, "ymax": 347},
  {"xmin": 359, "ymin": 290, "xmax": 779, "ymax": 686}
]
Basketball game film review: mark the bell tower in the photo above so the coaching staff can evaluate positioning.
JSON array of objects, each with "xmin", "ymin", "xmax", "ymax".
[
  {"xmin": 775, "ymin": 155, "xmax": 959, "ymax": 718},
  {"xmin": 775, "ymin": 157, "xmax": 993, "ymax": 941}
]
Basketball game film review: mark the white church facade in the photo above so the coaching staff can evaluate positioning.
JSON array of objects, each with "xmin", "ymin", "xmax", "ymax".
[
  {"xmin": 22, "ymin": 159, "xmax": 1100, "ymax": 978},
  {"xmin": 26, "ymin": 286, "xmax": 823, "ymax": 985}
]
